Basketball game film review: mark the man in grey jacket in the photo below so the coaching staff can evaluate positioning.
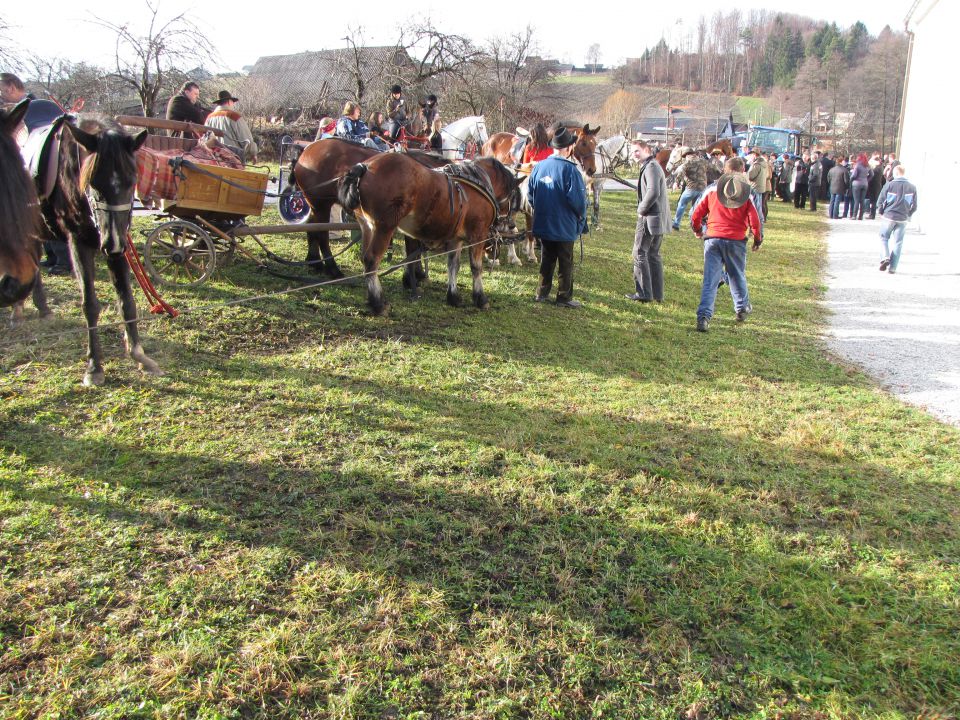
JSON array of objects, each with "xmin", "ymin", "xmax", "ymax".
[
  {"xmin": 626, "ymin": 141, "xmax": 671, "ymax": 303},
  {"xmin": 877, "ymin": 165, "xmax": 918, "ymax": 274},
  {"xmin": 807, "ymin": 151, "xmax": 822, "ymax": 212}
]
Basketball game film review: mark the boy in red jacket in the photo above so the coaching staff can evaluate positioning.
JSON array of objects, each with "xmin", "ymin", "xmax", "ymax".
[{"xmin": 691, "ymin": 157, "xmax": 763, "ymax": 332}]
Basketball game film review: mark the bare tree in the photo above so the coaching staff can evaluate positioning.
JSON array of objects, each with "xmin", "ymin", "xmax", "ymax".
[
  {"xmin": 0, "ymin": 15, "xmax": 23, "ymax": 71},
  {"xmin": 92, "ymin": 1, "xmax": 219, "ymax": 117},
  {"xmin": 600, "ymin": 89, "xmax": 643, "ymax": 136},
  {"xmin": 586, "ymin": 43, "xmax": 601, "ymax": 72}
]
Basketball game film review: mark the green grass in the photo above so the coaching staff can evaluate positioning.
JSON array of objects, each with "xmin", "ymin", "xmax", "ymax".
[
  {"xmin": 1, "ymin": 194, "xmax": 959, "ymax": 719},
  {"xmin": 735, "ymin": 97, "xmax": 779, "ymax": 126},
  {"xmin": 551, "ymin": 74, "xmax": 612, "ymax": 85}
]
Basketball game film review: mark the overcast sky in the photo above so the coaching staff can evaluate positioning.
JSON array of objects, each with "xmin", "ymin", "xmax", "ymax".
[{"xmin": 5, "ymin": 1, "xmax": 910, "ymax": 75}]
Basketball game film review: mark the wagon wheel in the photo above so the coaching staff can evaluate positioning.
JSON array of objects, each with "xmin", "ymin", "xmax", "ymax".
[
  {"xmin": 142, "ymin": 219, "xmax": 217, "ymax": 286},
  {"xmin": 278, "ymin": 186, "xmax": 311, "ymax": 224}
]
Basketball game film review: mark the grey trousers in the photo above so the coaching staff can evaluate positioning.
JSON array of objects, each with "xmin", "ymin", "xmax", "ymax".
[{"xmin": 633, "ymin": 218, "xmax": 664, "ymax": 302}]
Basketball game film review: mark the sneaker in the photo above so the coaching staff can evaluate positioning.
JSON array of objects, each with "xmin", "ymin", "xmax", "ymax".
[
  {"xmin": 624, "ymin": 293, "xmax": 650, "ymax": 303},
  {"xmin": 696, "ymin": 317, "xmax": 709, "ymax": 332},
  {"xmin": 47, "ymin": 265, "xmax": 71, "ymax": 276},
  {"xmin": 556, "ymin": 299, "xmax": 583, "ymax": 308},
  {"xmin": 879, "ymin": 257, "xmax": 891, "ymax": 271},
  {"xmin": 671, "ymin": 224, "xmax": 680, "ymax": 232},
  {"xmin": 887, "ymin": 268, "xmax": 896, "ymax": 274}
]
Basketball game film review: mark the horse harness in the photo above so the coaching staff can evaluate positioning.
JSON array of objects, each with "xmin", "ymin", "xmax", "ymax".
[{"xmin": 438, "ymin": 163, "xmax": 514, "ymax": 231}]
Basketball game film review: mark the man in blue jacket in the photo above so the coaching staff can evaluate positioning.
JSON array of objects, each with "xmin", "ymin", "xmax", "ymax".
[
  {"xmin": 877, "ymin": 165, "xmax": 918, "ymax": 274},
  {"xmin": 528, "ymin": 127, "xmax": 588, "ymax": 307}
]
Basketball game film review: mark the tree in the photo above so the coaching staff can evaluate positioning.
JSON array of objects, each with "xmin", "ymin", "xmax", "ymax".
[
  {"xmin": 92, "ymin": 1, "xmax": 219, "ymax": 117},
  {"xmin": 600, "ymin": 89, "xmax": 642, "ymax": 136},
  {"xmin": 586, "ymin": 43, "xmax": 601, "ymax": 72},
  {"xmin": 0, "ymin": 15, "xmax": 22, "ymax": 71}
]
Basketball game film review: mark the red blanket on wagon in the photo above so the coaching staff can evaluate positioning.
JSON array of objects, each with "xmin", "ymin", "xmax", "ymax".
[{"xmin": 135, "ymin": 144, "xmax": 243, "ymax": 205}]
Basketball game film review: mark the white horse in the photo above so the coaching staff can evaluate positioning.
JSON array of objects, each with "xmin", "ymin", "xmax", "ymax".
[{"xmin": 440, "ymin": 116, "xmax": 488, "ymax": 160}]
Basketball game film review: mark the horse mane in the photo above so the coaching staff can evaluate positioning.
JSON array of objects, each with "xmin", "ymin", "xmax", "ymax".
[{"xmin": 0, "ymin": 113, "xmax": 41, "ymax": 257}]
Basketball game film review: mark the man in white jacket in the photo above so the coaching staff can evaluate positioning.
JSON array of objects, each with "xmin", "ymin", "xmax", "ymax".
[{"xmin": 205, "ymin": 90, "xmax": 259, "ymax": 163}]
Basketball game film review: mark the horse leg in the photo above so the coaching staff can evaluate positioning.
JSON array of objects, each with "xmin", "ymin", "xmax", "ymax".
[
  {"xmin": 523, "ymin": 212, "xmax": 538, "ymax": 262},
  {"xmin": 9, "ymin": 301, "xmax": 24, "ymax": 329},
  {"xmin": 306, "ymin": 201, "xmax": 344, "ymax": 278},
  {"xmin": 505, "ymin": 240, "xmax": 521, "ymax": 266},
  {"xmin": 402, "ymin": 237, "xmax": 423, "ymax": 300},
  {"xmin": 70, "ymin": 240, "xmax": 106, "ymax": 386},
  {"xmin": 469, "ymin": 242, "xmax": 489, "ymax": 310},
  {"xmin": 32, "ymin": 271, "xmax": 52, "ymax": 319},
  {"xmin": 362, "ymin": 226, "xmax": 392, "ymax": 316},
  {"xmin": 592, "ymin": 184, "xmax": 602, "ymax": 229},
  {"xmin": 106, "ymin": 252, "xmax": 162, "ymax": 377},
  {"xmin": 446, "ymin": 247, "xmax": 462, "ymax": 307}
]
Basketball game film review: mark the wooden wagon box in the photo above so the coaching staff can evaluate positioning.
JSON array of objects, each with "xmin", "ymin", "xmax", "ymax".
[{"xmin": 164, "ymin": 164, "xmax": 268, "ymax": 217}]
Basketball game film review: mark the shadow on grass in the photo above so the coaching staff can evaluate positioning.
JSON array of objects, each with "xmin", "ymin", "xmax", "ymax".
[{"xmin": 3, "ymin": 362, "xmax": 958, "ymax": 713}]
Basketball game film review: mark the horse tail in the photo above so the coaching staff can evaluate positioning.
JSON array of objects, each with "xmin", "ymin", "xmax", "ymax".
[{"xmin": 337, "ymin": 163, "xmax": 367, "ymax": 212}]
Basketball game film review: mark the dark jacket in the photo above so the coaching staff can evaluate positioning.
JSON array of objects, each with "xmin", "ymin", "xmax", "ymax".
[
  {"xmin": 166, "ymin": 94, "xmax": 208, "ymax": 125},
  {"xmin": 808, "ymin": 159, "xmax": 822, "ymax": 185},
  {"xmin": 877, "ymin": 177, "xmax": 918, "ymax": 222},
  {"xmin": 528, "ymin": 154, "xmax": 588, "ymax": 242},
  {"xmin": 828, "ymin": 164, "xmax": 850, "ymax": 195},
  {"xmin": 867, "ymin": 166, "xmax": 885, "ymax": 200},
  {"xmin": 850, "ymin": 162, "xmax": 870, "ymax": 187},
  {"xmin": 794, "ymin": 159, "xmax": 809, "ymax": 185}
]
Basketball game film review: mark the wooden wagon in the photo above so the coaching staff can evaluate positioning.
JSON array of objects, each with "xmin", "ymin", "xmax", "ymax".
[{"xmin": 119, "ymin": 116, "xmax": 356, "ymax": 286}]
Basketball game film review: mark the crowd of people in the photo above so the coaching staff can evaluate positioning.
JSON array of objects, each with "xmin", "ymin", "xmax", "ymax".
[{"xmin": 3, "ymin": 69, "xmax": 920, "ymax": 322}]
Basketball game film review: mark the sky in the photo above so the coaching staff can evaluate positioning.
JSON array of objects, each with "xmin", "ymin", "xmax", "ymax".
[{"xmin": 4, "ymin": 1, "xmax": 911, "ymax": 75}]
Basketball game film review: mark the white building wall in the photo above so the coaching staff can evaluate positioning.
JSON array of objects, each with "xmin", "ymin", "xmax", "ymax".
[{"xmin": 898, "ymin": 0, "xmax": 955, "ymax": 234}]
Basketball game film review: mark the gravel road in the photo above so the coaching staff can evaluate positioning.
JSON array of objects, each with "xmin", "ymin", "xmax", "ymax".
[{"xmin": 823, "ymin": 216, "xmax": 960, "ymax": 426}]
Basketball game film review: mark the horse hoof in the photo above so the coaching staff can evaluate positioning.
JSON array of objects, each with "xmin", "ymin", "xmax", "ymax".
[
  {"xmin": 473, "ymin": 293, "xmax": 490, "ymax": 310},
  {"xmin": 83, "ymin": 371, "xmax": 105, "ymax": 387},
  {"xmin": 509, "ymin": 257, "xmax": 522, "ymax": 266},
  {"xmin": 370, "ymin": 303, "xmax": 390, "ymax": 317},
  {"xmin": 446, "ymin": 292, "xmax": 462, "ymax": 308}
]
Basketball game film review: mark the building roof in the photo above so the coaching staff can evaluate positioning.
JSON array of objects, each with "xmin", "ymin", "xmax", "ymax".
[{"xmin": 248, "ymin": 46, "xmax": 414, "ymax": 105}]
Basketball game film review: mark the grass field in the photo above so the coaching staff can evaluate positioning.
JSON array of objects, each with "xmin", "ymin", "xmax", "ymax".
[{"xmin": 1, "ymin": 192, "xmax": 958, "ymax": 719}]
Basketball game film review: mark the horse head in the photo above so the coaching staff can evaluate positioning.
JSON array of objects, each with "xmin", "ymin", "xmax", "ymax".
[
  {"xmin": 69, "ymin": 119, "xmax": 148, "ymax": 256},
  {"xmin": 573, "ymin": 124, "xmax": 600, "ymax": 176},
  {"xmin": 0, "ymin": 99, "xmax": 39, "ymax": 307}
]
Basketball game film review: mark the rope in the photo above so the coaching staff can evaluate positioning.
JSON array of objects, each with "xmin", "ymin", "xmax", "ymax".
[{"xmin": 0, "ymin": 233, "xmax": 499, "ymax": 351}]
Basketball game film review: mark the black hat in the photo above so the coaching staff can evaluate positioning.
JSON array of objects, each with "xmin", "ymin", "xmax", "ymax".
[
  {"xmin": 426, "ymin": 94, "xmax": 437, "ymax": 104},
  {"xmin": 391, "ymin": 85, "xmax": 402, "ymax": 94},
  {"xmin": 214, "ymin": 90, "xmax": 238, "ymax": 105},
  {"xmin": 550, "ymin": 126, "xmax": 577, "ymax": 149},
  {"xmin": 716, "ymin": 173, "xmax": 752, "ymax": 209}
]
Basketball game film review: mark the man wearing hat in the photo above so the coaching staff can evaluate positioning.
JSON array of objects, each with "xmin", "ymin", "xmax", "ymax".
[
  {"xmin": 386, "ymin": 85, "xmax": 406, "ymax": 141},
  {"xmin": 626, "ymin": 140, "xmax": 671, "ymax": 303},
  {"xmin": 527, "ymin": 126, "xmax": 588, "ymax": 308},
  {"xmin": 671, "ymin": 150, "xmax": 709, "ymax": 232},
  {"xmin": 204, "ymin": 91, "xmax": 259, "ymax": 162},
  {"xmin": 690, "ymin": 157, "xmax": 763, "ymax": 332}
]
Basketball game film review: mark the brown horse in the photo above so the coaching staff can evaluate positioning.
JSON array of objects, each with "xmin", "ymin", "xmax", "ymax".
[
  {"xmin": 42, "ymin": 117, "xmax": 157, "ymax": 386},
  {"xmin": 337, "ymin": 155, "xmax": 519, "ymax": 315},
  {"xmin": 292, "ymin": 138, "xmax": 449, "ymax": 277},
  {"xmin": 0, "ymin": 100, "xmax": 43, "ymax": 318}
]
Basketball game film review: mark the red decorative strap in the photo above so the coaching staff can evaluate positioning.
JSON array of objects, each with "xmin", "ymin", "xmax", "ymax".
[{"xmin": 124, "ymin": 234, "xmax": 179, "ymax": 317}]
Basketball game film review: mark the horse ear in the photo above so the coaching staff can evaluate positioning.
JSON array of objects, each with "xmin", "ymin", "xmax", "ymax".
[
  {"xmin": 66, "ymin": 121, "xmax": 99, "ymax": 154},
  {"xmin": 2, "ymin": 98, "xmax": 30, "ymax": 133},
  {"xmin": 584, "ymin": 124, "xmax": 600, "ymax": 136},
  {"xmin": 129, "ymin": 129, "xmax": 148, "ymax": 152}
]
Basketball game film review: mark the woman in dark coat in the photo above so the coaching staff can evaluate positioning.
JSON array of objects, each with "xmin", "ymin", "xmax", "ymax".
[{"xmin": 866, "ymin": 160, "xmax": 885, "ymax": 219}]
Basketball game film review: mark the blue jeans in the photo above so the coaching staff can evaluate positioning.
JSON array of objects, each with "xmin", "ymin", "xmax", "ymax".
[
  {"xmin": 880, "ymin": 219, "xmax": 907, "ymax": 272},
  {"xmin": 672, "ymin": 188, "xmax": 703, "ymax": 229},
  {"xmin": 842, "ymin": 192, "xmax": 853, "ymax": 218},
  {"xmin": 829, "ymin": 193, "xmax": 844, "ymax": 218},
  {"xmin": 698, "ymin": 238, "xmax": 750, "ymax": 320}
]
